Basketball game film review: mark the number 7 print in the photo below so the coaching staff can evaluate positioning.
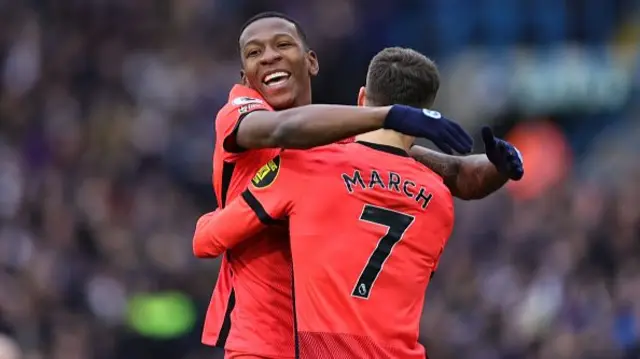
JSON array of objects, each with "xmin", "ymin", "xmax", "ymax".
[{"xmin": 351, "ymin": 204, "xmax": 415, "ymax": 299}]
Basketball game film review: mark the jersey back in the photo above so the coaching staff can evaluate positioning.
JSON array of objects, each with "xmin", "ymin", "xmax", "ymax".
[{"xmin": 282, "ymin": 142, "xmax": 454, "ymax": 358}]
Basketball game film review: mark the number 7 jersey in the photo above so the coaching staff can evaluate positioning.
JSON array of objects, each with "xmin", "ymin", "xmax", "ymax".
[{"xmin": 203, "ymin": 141, "xmax": 454, "ymax": 358}]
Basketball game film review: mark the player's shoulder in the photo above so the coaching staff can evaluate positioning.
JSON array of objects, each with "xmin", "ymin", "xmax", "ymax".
[
  {"xmin": 248, "ymin": 148, "xmax": 316, "ymax": 189},
  {"xmin": 286, "ymin": 143, "xmax": 350, "ymax": 163},
  {"xmin": 347, "ymin": 141, "xmax": 452, "ymax": 196},
  {"xmin": 215, "ymin": 85, "xmax": 271, "ymax": 127},
  {"xmin": 273, "ymin": 144, "xmax": 346, "ymax": 175},
  {"xmin": 342, "ymin": 141, "xmax": 412, "ymax": 165},
  {"xmin": 249, "ymin": 142, "xmax": 351, "ymax": 190}
]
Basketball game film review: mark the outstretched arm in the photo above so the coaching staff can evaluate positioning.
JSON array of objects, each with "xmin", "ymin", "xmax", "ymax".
[
  {"xmin": 410, "ymin": 127, "xmax": 524, "ymax": 200},
  {"xmin": 228, "ymin": 105, "xmax": 472, "ymax": 154},
  {"xmin": 233, "ymin": 105, "xmax": 389, "ymax": 150}
]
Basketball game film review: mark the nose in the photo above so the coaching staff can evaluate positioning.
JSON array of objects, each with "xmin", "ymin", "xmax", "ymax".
[{"xmin": 259, "ymin": 45, "xmax": 282, "ymax": 65}]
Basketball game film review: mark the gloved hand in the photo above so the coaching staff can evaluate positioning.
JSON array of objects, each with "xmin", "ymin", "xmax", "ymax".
[
  {"xmin": 384, "ymin": 105, "xmax": 473, "ymax": 154},
  {"xmin": 481, "ymin": 126, "xmax": 524, "ymax": 181}
]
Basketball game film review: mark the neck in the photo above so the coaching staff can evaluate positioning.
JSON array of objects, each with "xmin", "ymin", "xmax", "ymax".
[
  {"xmin": 355, "ymin": 130, "xmax": 414, "ymax": 152},
  {"xmin": 295, "ymin": 90, "xmax": 312, "ymax": 107}
]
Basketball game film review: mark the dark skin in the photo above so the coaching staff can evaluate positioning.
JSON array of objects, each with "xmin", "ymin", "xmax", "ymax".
[
  {"xmin": 236, "ymin": 17, "xmax": 509, "ymax": 200},
  {"xmin": 239, "ymin": 17, "xmax": 317, "ymax": 110},
  {"xmin": 235, "ymin": 18, "xmax": 392, "ymax": 150},
  {"xmin": 409, "ymin": 147, "xmax": 507, "ymax": 199}
]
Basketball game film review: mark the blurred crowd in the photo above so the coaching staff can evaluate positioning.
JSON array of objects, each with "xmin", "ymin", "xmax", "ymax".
[
  {"xmin": 422, "ymin": 176, "xmax": 640, "ymax": 359},
  {"xmin": 0, "ymin": 1, "xmax": 639, "ymax": 359}
]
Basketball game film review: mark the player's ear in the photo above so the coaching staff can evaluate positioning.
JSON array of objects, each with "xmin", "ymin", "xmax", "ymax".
[
  {"xmin": 306, "ymin": 50, "xmax": 319, "ymax": 77},
  {"xmin": 240, "ymin": 69, "xmax": 248, "ymax": 86},
  {"xmin": 357, "ymin": 87, "xmax": 366, "ymax": 107}
]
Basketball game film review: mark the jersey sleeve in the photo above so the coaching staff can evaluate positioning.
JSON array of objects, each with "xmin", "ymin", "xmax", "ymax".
[
  {"xmin": 192, "ymin": 200, "xmax": 269, "ymax": 258},
  {"xmin": 432, "ymin": 248, "xmax": 445, "ymax": 276},
  {"xmin": 243, "ymin": 151, "xmax": 303, "ymax": 220},
  {"xmin": 192, "ymin": 151, "xmax": 302, "ymax": 257},
  {"xmin": 216, "ymin": 96, "xmax": 271, "ymax": 158},
  {"xmin": 431, "ymin": 205, "xmax": 454, "ymax": 274}
]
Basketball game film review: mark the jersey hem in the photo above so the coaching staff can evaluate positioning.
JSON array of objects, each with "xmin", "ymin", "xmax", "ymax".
[
  {"xmin": 202, "ymin": 336, "xmax": 294, "ymax": 359},
  {"xmin": 224, "ymin": 346, "xmax": 295, "ymax": 359}
]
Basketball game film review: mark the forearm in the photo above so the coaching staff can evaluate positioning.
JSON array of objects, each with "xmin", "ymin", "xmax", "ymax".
[
  {"xmin": 409, "ymin": 146, "xmax": 508, "ymax": 200},
  {"xmin": 455, "ymin": 155, "xmax": 508, "ymax": 200},
  {"xmin": 192, "ymin": 199, "xmax": 268, "ymax": 258},
  {"xmin": 237, "ymin": 105, "xmax": 390, "ymax": 150}
]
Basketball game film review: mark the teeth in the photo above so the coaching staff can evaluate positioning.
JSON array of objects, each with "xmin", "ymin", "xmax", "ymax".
[
  {"xmin": 267, "ymin": 78, "xmax": 287, "ymax": 86},
  {"xmin": 264, "ymin": 72, "xmax": 289, "ymax": 83}
]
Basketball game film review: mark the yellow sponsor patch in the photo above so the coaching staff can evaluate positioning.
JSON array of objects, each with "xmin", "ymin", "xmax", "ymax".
[{"xmin": 251, "ymin": 156, "xmax": 280, "ymax": 189}]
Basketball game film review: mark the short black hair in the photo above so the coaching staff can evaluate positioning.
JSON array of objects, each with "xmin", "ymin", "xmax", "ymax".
[
  {"xmin": 365, "ymin": 47, "xmax": 440, "ymax": 108},
  {"xmin": 239, "ymin": 11, "xmax": 310, "ymax": 50}
]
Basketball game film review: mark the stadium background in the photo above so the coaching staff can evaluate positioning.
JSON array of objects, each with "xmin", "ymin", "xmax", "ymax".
[{"xmin": 0, "ymin": 0, "xmax": 639, "ymax": 358}]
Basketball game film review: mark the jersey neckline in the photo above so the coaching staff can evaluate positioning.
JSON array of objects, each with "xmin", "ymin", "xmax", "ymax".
[{"xmin": 355, "ymin": 141, "xmax": 410, "ymax": 158}]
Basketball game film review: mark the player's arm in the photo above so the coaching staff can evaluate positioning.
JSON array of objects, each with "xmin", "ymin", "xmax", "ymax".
[
  {"xmin": 409, "ymin": 147, "xmax": 503, "ymax": 200},
  {"xmin": 227, "ymin": 105, "xmax": 473, "ymax": 154},
  {"xmin": 410, "ymin": 127, "xmax": 524, "ymax": 200},
  {"xmin": 192, "ymin": 193, "xmax": 278, "ymax": 257},
  {"xmin": 232, "ymin": 105, "xmax": 386, "ymax": 150},
  {"xmin": 193, "ymin": 154, "xmax": 299, "ymax": 257}
]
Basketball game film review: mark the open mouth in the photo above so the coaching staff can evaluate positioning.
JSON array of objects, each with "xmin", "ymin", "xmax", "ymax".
[{"xmin": 262, "ymin": 71, "xmax": 291, "ymax": 87}]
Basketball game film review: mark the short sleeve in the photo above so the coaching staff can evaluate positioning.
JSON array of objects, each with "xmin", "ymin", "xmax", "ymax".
[
  {"xmin": 243, "ymin": 151, "xmax": 303, "ymax": 221},
  {"xmin": 431, "ymin": 205, "xmax": 454, "ymax": 274},
  {"xmin": 432, "ymin": 248, "xmax": 445, "ymax": 274},
  {"xmin": 216, "ymin": 96, "xmax": 271, "ymax": 158}
]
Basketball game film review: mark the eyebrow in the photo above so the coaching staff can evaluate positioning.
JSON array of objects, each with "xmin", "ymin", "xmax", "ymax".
[{"xmin": 241, "ymin": 33, "xmax": 297, "ymax": 49}]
